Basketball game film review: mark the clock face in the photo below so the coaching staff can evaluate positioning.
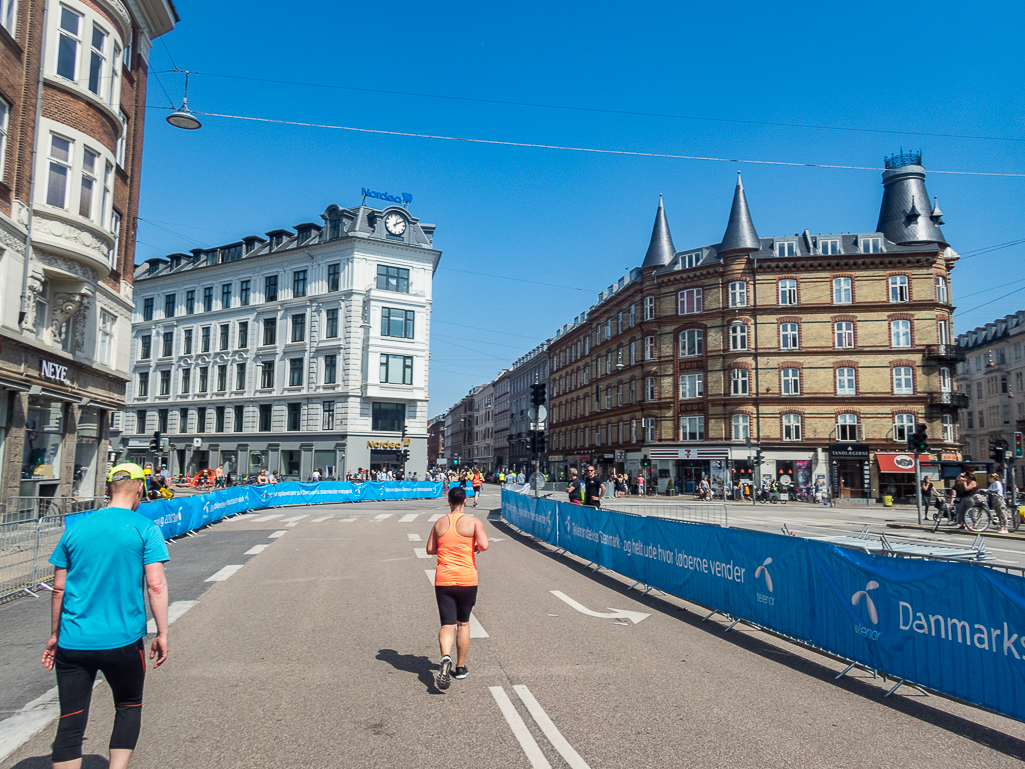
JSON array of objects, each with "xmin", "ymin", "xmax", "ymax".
[{"xmin": 384, "ymin": 213, "xmax": 407, "ymax": 235}]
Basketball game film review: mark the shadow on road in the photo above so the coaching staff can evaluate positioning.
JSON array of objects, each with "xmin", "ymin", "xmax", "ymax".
[
  {"xmin": 10, "ymin": 755, "xmax": 108, "ymax": 768},
  {"xmin": 376, "ymin": 648, "xmax": 444, "ymax": 695}
]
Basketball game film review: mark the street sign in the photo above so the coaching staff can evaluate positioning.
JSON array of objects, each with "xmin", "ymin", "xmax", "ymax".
[
  {"xmin": 193, "ymin": 438, "xmax": 203, "ymax": 448},
  {"xmin": 527, "ymin": 407, "xmax": 536, "ymax": 421},
  {"xmin": 537, "ymin": 405, "xmax": 548, "ymax": 423}
]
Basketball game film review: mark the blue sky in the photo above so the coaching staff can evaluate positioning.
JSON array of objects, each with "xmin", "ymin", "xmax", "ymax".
[{"xmin": 137, "ymin": 0, "xmax": 1024, "ymax": 415}]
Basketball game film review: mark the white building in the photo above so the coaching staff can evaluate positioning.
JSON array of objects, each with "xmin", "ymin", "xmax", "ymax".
[{"xmin": 112, "ymin": 202, "xmax": 440, "ymax": 479}]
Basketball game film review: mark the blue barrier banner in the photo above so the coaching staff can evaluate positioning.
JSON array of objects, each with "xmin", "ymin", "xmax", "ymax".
[
  {"xmin": 66, "ymin": 481, "xmax": 442, "ymax": 539},
  {"xmin": 502, "ymin": 490, "xmax": 1025, "ymax": 722}
]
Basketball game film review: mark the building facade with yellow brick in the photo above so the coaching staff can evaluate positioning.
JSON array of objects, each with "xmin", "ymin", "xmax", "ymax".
[{"xmin": 548, "ymin": 153, "xmax": 962, "ymax": 502}]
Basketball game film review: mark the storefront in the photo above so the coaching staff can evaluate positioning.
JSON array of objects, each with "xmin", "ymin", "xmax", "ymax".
[
  {"xmin": 876, "ymin": 452, "xmax": 918, "ymax": 502},
  {"xmin": 829, "ymin": 443, "xmax": 871, "ymax": 499}
]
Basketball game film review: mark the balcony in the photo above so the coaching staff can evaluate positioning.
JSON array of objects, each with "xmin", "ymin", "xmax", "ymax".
[
  {"xmin": 924, "ymin": 344, "xmax": 966, "ymax": 362},
  {"xmin": 926, "ymin": 391, "xmax": 969, "ymax": 409}
]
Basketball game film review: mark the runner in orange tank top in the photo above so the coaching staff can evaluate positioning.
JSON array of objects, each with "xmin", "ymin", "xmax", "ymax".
[{"xmin": 426, "ymin": 485, "xmax": 489, "ymax": 689}]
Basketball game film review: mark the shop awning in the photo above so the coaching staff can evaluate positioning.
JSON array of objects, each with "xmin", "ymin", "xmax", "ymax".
[{"xmin": 877, "ymin": 453, "xmax": 917, "ymax": 473}]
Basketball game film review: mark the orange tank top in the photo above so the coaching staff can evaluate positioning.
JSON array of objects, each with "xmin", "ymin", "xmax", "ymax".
[{"xmin": 434, "ymin": 512, "xmax": 478, "ymax": 586}]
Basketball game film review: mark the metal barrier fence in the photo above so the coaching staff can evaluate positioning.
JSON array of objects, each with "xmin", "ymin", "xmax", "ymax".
[
  {"xmin": 603, "ymin": 502, "xmax": 729, "ymax": 528},
  {"xmin": 1, "ymin": 514, "xmax": 69, "ymax": 603},
  {"xmin": 2, "ymin": 496, "xmax": 106, "ymax": 525}
]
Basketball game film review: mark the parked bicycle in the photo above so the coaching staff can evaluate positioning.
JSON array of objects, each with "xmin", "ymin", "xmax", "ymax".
[{"xmin": 964, "ymin": 490, "xmax": 1022, "ymax": 534}]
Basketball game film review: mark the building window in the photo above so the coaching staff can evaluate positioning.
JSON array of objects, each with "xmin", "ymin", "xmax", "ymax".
[
  {"xmin": 136, "ymin": 409, "xmax": 146, "ymax": 433},
  {"xmin": 728, "ymin": 281, "xmax": 747, "ymax": 308},
  {"xmin": 645, "ymin": 335, "xmax": 657, "ymax": 360},
  {"xmin": 180, "ymin": 368, "xmax": 191, "ymax": 394},
  {"xmin": 0, "ymin": 0, "xmax": 16, "ymax": 36},
  {"xmin": 139, "ymin": 334, "xmax": 151, "ymax": 360},
  {"xmin": 201, "ymin": 326, "xmax": 211, "ymax": 353},
  {"xmin": 644, "ymin": 417, "xmax": 656, "ymax": 442},
  {"xmin": 890, "ymin": 319, "xmax": 912, "ymax": 348},
  {"xmin": 832, "ymin": 277, "xmax": 852, "ymax": 304},
  {"xmin": 159, "ymin": 295, "xmax": 173, "ymax": 321},
  {"xmin": 629, "ymin": 305, "xmax": 636, "ymax": 327},
  {"xmin": 888, "ymin": 275, "xmax": 909, "ymax": 302},
  {"xmin": 216, "ymin": 365, "xmax": 227, "ymax": 393},
  {"xmin": 629, "ymin": 341, "xmax": 636, "ymax": 365},
  {"xmin": 326, "ymin": 309, "xmax": 339, "ymax": 338},
  {"xmin": 645, "ymin": 376, "xmax": 656, "ymax": 401},
  {"xmin": 893, "ymin": 366, "xmax": 914, "ymax": 395},
  {"xmin": 137, "ymin": 372, "xmax": 148, "ymax": 398},
  {"xmin": 778, "ymin": 279, "xmax": 797, "ymax": 305},
  {"xmin": 324, "ymin": 354, "xmax": 337, "ymax": 384},
  {"xmin": 836, "ymin": 413, "xmax": 859, "ymax": 441},
  {"xmin": 940, "ymin": 367, "xmax": 951, "ymax": 392},
  {"xmin": 142, "ymin": 297, "xmax": 153, "ymax": 321},
  {"xmin": 380, "ymin": 354, "xmax": 413, "ymax": 385},
  {"xmin": 783, "ymin": 413, "xmax": 802, "ymax": 441},
  {"xmin": 156, "ymin": 408, "xmax": 168, "ymax": 434},
  {"xmin": 78, "ymin": 148, "xmax": 98, "ymax": 219},
  {"xmin": 680, "ymin": 373, "xmax": 703, "ymax": 399},
  {"xmin": 775, "ymin": 241, "xmax": 796, "ymax": 257},
  {"xmin": 382, "ymin": 308, "xmax": 415, "ymax": 338},
  {"xmin": 260, "ymin": 361, "xmax": 274, "ymax": 389},
  {"xmin": 377, "ymin": 265, "xmax": 410, "ymax": 293},
  {"xmin": 836, "ymin": 367, "xmax": 856, "ymax": 396},
  {"xmin": 198, "ymin": 366, "xmax": 208, "ymax": 393},
  {"xmin": 942, "ymin": 414, "xmax": 954, "ymax": 443},
  {"xmin": 263, "ymin": 318, "xmax": 277, "ymax": 346},
  {"xmin": 213, "ymin": 406, "xmax": 225, "ymax": 433},
  {"xmin": 935, "ymin": 275, "xmax": 948, "ymax": 303},
  {"xmin": 293, "ymin": 270, "xmax": 307, "ymax": 298},
  {"xmin": 221, "ymin": 283, "xmax": 232, "ymax": 309},
  {"xmin": 834, "ymin": 321, "xmax": 854, "ymax": 349},
  {"xmin": 178, "ymin": 408, "xmax": 187, "ymax": 433},
  {"xmin": 729, "ymin": 322, "xmax": 748, "ymax": 351},
  {"xmin": 679, "ymin": 329, "xmax": 703, "ymax": 357},
  {"xmin": 677, "ymin": 288, "xmax": 703, "ymax": 315},
  {"xmin": 820, "ymin": 239, "xmax": 840, "ymax": 255},
  {"xmin": 323, "ymin": 402, "xmax": 335, "ymax": 430},
  {"xmin": 202, "ymin": 287, "xmax": 212, "ymax": 312},
  {"xmin": 291, "ymin": 314, "xmax": 306, "ymax": 343},
  {"xmin": 328, "ymin": 263, "xmax": 341, "ymax": 292},
  {"xmin": 781, "ymin": 368, "xmax": 800, "ymax": 396},
  {"xmin": 894, "ymin": 413, "xmax": 915, "ymax": 442},
  {"xmin": 236, "ymin": 321, "xmax": 248, "ymax": 349},
  {"xmin": 109, "ymin": 209, "xmax": 120, "ymax": 268},
  {"xmin": 644, "ymin": 296, "xmax": 655, "ymax": 320},
  {"xmin": 861, "ymin": 237, "xmax": 883, "ymax": 254},
  {"xmin": 289, "ymin": 359, "xmax": 303, "ymax": 387},
  {"xmin": 681, "ymin": 251, "xmax": 702, "ymax": 268},
  {"xmin": 259, "ymin": 404, "xmax": 272, "ymax": 431},
  {"xmin": 265, "ymin": 275, "xmax": 278, "ymax": 302},
  {"xmin": 185, "ymin": 290, "xmax": 195, "ymax": 314},
  {"xmin": 56, "ymin": 7, "xmax": 82, "ymax": 81},
  {"xmin": 235, "ymin": 362, "xmax": 246, "ymax": 390},
  {"xmin": 732, "ymin": 414, "xmax": 750, "ymax": 441},
  {"xmin": 372, "ymin": 402, "xmax": 405, "ymax": 431},
  {"xmin": 97, "ymin": 310, "xmax": 115, "ymax": 365},
  {"xmin": 217, "ymin": 324, "xmax": 228, "ymax": 351},
  {"xmin": 779, "ymin": 323, "xmax": 799, "ymax": 350},
  {"xmin": 182, "ymin": 329, "xmax": 193, "ymax": 355},
  {"xmin": 115, "ymin": 110, "xmax": 128, "ymax": 167},
  {"xmin": 46, "ymin": 134, "xmax": 72, "ymax": 209},
  {"xmin": 233, "ymin": 405, "xmax": 244, "ymax": 432},
  {"xmin": 161, "ymin": 331, "xmax": 173, "ymax": 358},
  {"xmin": 730, "ymin": 368, "xmax": 749, "ymax": 396},
  {"xmin": 681, "ymin": 416, "xmax": 704, "ymax": 442}
]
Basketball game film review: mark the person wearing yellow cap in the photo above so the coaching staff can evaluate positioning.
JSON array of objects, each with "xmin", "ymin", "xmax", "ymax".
[{"xmin": 41, "ymin": 463, "xmax": 170, "ymax": 768}]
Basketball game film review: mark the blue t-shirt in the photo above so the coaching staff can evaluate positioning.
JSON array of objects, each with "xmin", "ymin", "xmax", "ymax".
[{"xmin": 49, "ymin": 507, "xmax": 169, "ymax": 650}]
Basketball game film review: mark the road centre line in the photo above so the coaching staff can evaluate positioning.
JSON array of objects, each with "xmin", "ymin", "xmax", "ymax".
[
  {"xmin": 513, "ymin": 685, "xmax": 592, "ymax": 769},
  {"xmin": 423, "ymin": 570, "xmax": 489, "ymax": 638},
  {"xmin": 268, "ymin": 530, "xmax": 288, "ymax": 539},
  {"xmin": 488, "ymin": 687, "xmax": 552, "ymax": 769},
  {"xmin": 399, "ymin": 513, "xmax": 420, "ymax": 523},
  {"xmin": 205, "ymin": 565, "xmax": 244, "ymax": 582},
  {"xmin": 407, "ymin": 533, "xmax": 421, "ymax": 541},
  {"xmin": 251, "ymin": 514, "xmax": 284, "ymax": 522},
  {"xmin": 245, "ymin": 544, "xmax": 270, "ymax": 555}
]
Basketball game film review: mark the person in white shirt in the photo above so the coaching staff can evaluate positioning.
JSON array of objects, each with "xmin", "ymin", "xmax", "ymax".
[{"xmin": 987, "ymin": 473, "xmax": 1009, "ymax": 533}]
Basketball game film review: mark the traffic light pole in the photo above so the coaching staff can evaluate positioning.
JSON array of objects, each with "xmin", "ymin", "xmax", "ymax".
[{"xmin": 914, "ymin": 449, "xmax": 922, "ymax": 526}]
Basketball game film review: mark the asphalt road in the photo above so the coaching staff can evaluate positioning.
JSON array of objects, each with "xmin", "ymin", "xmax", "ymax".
[{"xmin": 3, "ymin": 488, "xmax": 1025, "ymax": 768}]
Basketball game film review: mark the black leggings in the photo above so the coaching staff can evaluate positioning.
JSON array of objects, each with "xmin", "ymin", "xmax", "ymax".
[{"xmin": 53, "ymin": 639, "xmax": 146, "ymax": 762}]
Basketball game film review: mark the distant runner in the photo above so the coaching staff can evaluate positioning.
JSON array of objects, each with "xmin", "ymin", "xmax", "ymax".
[
  {"xmin": 426, "ymin": 486, "xmax": 489, "ymax": 689},
  {"xmin": 42, "ymin": 462, "xmax": 170, "ymax": 769},
  {"xmin": 471, "ymin": 468, "xmax": 483, "ymax": 507}
]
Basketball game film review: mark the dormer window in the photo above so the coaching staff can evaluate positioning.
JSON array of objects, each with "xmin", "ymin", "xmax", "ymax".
[
  {"xmin": 819, "ymin": 239, "xmax": 840, "ymax": 255},
  {"xmin": 861, "ymin": 237, "xmax": 883, "ymax": 254},
  {"xmin": 680, "ymin": 252, "xmax": 701, "ymax": 269},
  {"xmin": 775, "ymin": 241, "xmax": 796, "ymax": 258},
  {"xmin": 328, "ymin": 216, "xmax": 342, "ymax": 240}
]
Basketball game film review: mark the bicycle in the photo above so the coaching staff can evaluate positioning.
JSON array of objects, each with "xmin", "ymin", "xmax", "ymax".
[{"xmin": 929, "ymin": 490, "xmax": 960, "ymax": 533}]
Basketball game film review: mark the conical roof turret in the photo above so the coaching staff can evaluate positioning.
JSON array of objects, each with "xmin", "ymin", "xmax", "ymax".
[
  {"xmin": 640, "ymin": 195, "xmax": 676, "ymax": 269},
  {"xmin": 876, "ymin": 151, "xmax": 946, "ymax": 247},
  {"xmin": 718, "ymin": 174, "xmax": 761, "ymax": 256}
]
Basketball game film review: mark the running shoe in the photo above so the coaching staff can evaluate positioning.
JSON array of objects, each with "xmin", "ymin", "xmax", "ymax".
[
  {"xmin": 436, "ymin": 656, "xmax": 452, "ymax": 690},
  {"xmin": 453, "ymin": 666, "xmax": 469, "ymax": 680}
]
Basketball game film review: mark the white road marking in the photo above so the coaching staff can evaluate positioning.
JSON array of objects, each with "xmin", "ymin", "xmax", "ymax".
[
  {"xmin": 550, "ymin": 590, "xmax": 650, "ymax": 624},
  {"xmin": 283, "ymin": 515, "xmax": 309, "ymax": 527},
  {"xmin": 206, "ymin": 565, "xmax": 244, "ymax": 582},
  {"xmin": 269, "ymin": 530, "xmax": 288, "ymax": 539},
  {"xmin": 371, "ymin": 514, "xmax": 393, "ymax": 522},
  {"xmin": 414, "ymin": 548, "xmax": 431, "ymax": 559},
  {"xmin": 147, "ymin": 599, "xmax": 197, "ymax": 634},
  {"xmin": 423, "ymin": 570, "xmax": 488, "ymax": 637},
  {"xmin": 399, "ymin": 513, "xmax": 420, "ymax": 523},
  {"xmin": 489, "ymin": 687, "xmax": 552, "ymax": 769},
  {"xmin": 407, "ymin": 533, "xmax": 422, "ymax": 542},
  {"xmin": 311, "ymin": 515, "xmax": 334, "ymax": 522},
  {"xmin": 514, "ymin": 685, "xmax": 592, "ymax": 768},
  {"xmin": 429, "ymin": 513, "xmax": 444, "ymax": 522},
  {"xmin": 252, "ymin": 514, "xmax": 284, "ymax": 522},
  {"xmin": 245, "ymin": 544, "xmax": 270, "ymax": 555},
  {"xmin": 339, "ymin": 516, "xmax": 358, "ymax": 523}
]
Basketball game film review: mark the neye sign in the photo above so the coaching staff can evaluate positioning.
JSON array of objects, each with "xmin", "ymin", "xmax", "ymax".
[{"xmin": 40, "ymin": 359, "xmax": 69, "ymax": 384}]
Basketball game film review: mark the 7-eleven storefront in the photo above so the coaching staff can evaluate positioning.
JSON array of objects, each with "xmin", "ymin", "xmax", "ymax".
[{"xmin": 648, "ymin": 446, "xmax": 730, "ymax": 494}]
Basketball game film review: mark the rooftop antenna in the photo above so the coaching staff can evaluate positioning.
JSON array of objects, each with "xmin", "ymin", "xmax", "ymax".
[{"xmin": 166, "ymin": 71, "xmax": 202, "ymax": 130}]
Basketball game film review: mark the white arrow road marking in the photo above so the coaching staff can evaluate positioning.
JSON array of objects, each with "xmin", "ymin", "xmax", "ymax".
[
  {"xmin": 414, "ymin": 548, "xmax": 431, "ymax": 559},
  {"xmin": 489, "ymin": 687, "xmax": 552, "ymax": 769},
  {"xmin": 245, "ymin": 544, "xmax": 270, "ymax": 555},
  {"xmin": 399, "ymin": 513, "xmax": 420, "ymax": 523},
  {"xmin": 514, "ymin": 685, "xmax": 592, "ymax": 769},
  {"xmin": 206, "ymin": 565, "xmax": 244, "ymax": 582},
  {"xmin": 407, "ymin": 533, "xmax": 421, "ymax": 542},
  {"xmin": 549, "ymin": 590, "xmax": 650, "ymax": 624},
  {"xmin": 268, "ymin": 530, "xmax": 288, "ymax": 539},
  {"xmin": 423, "ymin": 570, "xmax": 488, "ymax": 637}
]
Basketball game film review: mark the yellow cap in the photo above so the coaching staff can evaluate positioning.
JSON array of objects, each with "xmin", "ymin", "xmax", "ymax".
[{"xmin": 107, "ymin": 463, "xmax": 146, "ymax": 482}]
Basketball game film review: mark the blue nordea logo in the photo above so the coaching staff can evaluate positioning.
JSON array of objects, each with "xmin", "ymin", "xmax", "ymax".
[{"xmin": 362, "ymin": 188, "xmax": 412, "ymax": 205}]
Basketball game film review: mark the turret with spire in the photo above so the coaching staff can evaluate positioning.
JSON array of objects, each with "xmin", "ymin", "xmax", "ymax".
[
  {"xmin": 640, "ymin": 195, "xmax": 676, "ymax": 269},
  {"xmin": 718, "ymin": 173, "xmax": 761, "ymax": 257},
  {"xmin": 876, "ymin": 151, "xmax": 947, "ymax": 247}
]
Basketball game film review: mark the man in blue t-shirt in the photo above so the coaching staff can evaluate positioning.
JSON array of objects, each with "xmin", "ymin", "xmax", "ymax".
[{"xmin": 42, "ymin": 463, "xmax": 170, "ymax": 769}]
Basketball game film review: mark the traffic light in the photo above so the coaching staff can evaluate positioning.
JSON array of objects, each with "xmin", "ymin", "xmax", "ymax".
[
  {"xmin": 531, "ymin": 382, "xmax": 547, "ymax": 409},
  {"xmin": 641, "ymin": 456, "xmax": 650, "ymax": 468},
  {"xmin": 149, "ymin": 431, "xmax": 160, "ymax": 452},
  {"xmin": 988, "ymin": 439, "xmax": 1004, "ymax": 464},
  {"xmin": 453, "ymin": 454, "xmax": 459, "ymax": 466},
  {"xmin": 911, "ymin": 423, "xmax": 928, "ymax": 455},
  {"xmin": 753, "ymin": 449, "xmax": 764, "ymax": 467},
  {"xmin": 535, "ymin": 432, "xmax": 547, "ymax": 454},
  {"xmin": 1015, "ymin": 432, "xmax": 1023, "ymax": 458},
  {"xmin": 401, "ymin": 449, "xmax": 410, "ymax": 463}
]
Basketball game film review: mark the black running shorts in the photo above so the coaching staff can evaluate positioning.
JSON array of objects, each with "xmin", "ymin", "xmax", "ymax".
[{"xmin": 435, "ymin": 585, "xmax": 478, "ymax": 625}]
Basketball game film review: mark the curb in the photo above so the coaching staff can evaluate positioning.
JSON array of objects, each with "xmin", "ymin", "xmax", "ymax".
[{"xmin": 885, "ymin": 522, "xmax": 1025, "ymax": 541}]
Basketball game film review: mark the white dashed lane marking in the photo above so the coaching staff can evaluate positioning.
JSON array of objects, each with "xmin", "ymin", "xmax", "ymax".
[
  {"xmin": 245, "ymin": 544, "xmax": 270, "ymax": 555},
  {"xmin": 407, "ymin": 533, "xmax": 421, "ymax": 542},
  {"xmin": 311, "ymin": 515, "xmax": 334, "ymax": 522},
  {"xmin": 371, "ymin": 514, "xmax": 393, "ymax": 522},
  {"xmin": 339, "ymin": 517, "xmax": 357, "ymax": 523},
  {"xmin": 146, "ymin": 600, "xmax": 197, "ymax": 634},
  {"xmin": 205, "ymin": 565, "xmax": 244, "ymax": 582},
  {"xmin": 429, "ymin": 514, "xmax": 444, "ymax": 522},
  {"xmin": 268, "ymin": 530, "xmax": 288, "ymax": 539},
  {"xmin": 423, "ymin": 569, "xmax": 489, "ymax": 638},
  {"xmin": 283, "ymin": 515, "xmax": 309, "ymax": 527},
  {"xmin": 414, "ymin": 548, "xmax": 430, "ymax": 559},
  {"xmin": 399, "ymin": 513, "xmax": 420, "ymax": 523},
  {"xmin": 252, "ymin": 514, "xmax": 284, "ymax": 522}
]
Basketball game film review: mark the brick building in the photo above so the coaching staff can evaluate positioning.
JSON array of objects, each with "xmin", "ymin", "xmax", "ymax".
[
  {"xmin": 0, "ymin": 0, "xmax": 177, "ymax": 506},
  {"xmin": 548, "ymin": 154, "xmax": 962, "ymax": 502}
]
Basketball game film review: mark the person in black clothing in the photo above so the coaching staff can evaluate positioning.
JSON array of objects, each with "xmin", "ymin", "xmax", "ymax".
[
  {"xmin": 566, "ymin": 468, "xmax": 583, "ymax": 504},
  {"xmin": 583, "ymin": 465, "xmax": 605, "ymax": 508}
]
